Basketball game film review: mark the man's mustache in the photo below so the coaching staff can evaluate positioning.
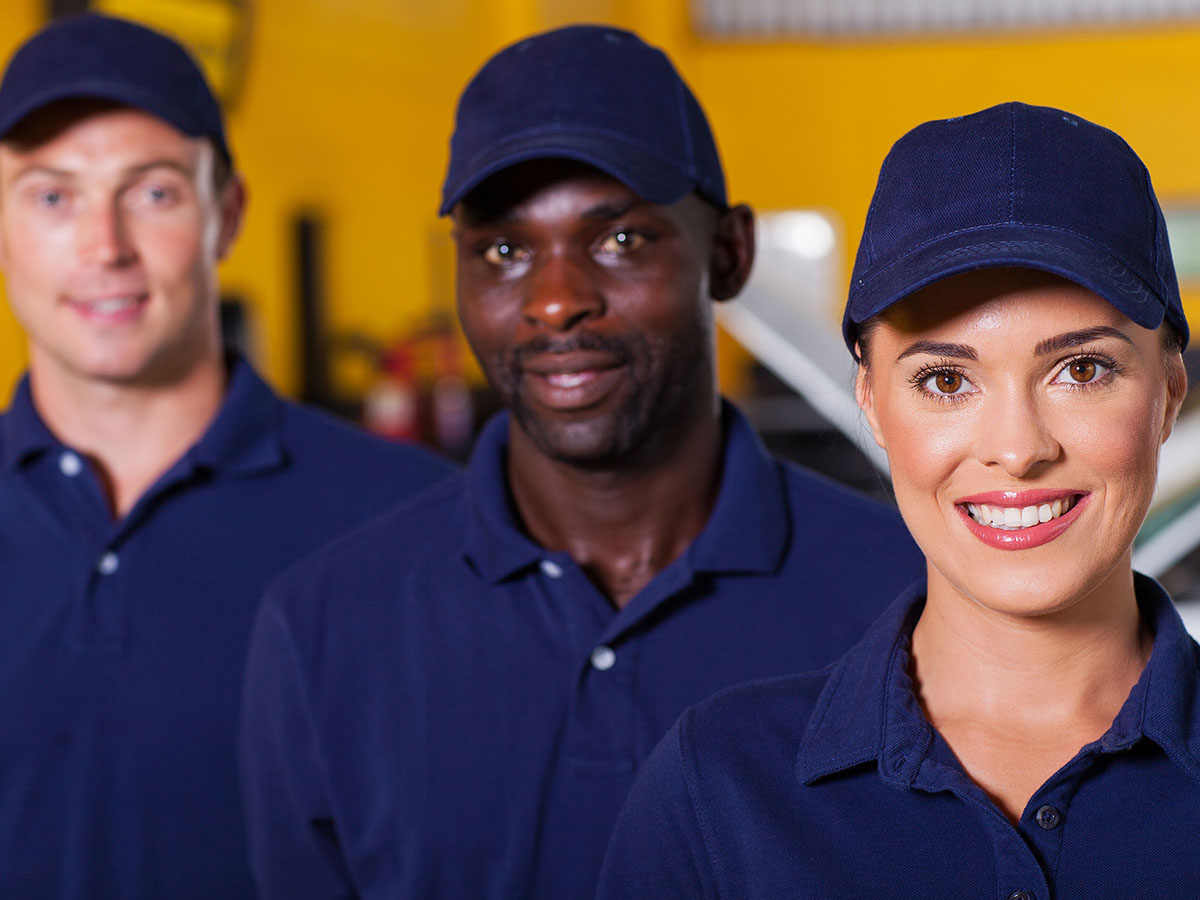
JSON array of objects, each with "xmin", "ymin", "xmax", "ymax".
[{"xmin": 509, "ymin": 333, "xmax": 633, "ymax": 366}]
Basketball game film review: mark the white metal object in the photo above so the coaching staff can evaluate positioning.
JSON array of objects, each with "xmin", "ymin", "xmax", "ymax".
[{"xmin": 693, "ymin": 0, "xmax": 1199, "ymax": 35}]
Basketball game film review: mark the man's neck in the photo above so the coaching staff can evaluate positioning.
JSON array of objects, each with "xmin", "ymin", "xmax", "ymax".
[
  {"xmin": 29, "ymin": 355, "xmax": 228, "ymax": 519},
  {"xmin": 506, "ymin": 409, "xmax": 724, "ymax": 610}
]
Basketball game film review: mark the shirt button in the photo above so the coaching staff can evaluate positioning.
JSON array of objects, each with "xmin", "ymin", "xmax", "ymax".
[
  {"xmin": 539, "ymin": 560, "xmax": 564, "ymax": 579},
  {"xmin": 590, "ymin": 645, "xmax": 616, "ymax": 671},
  {"xmin": 58, "ymin": 451, "xmax": 83, "ymax": 477},
  {"xmin": 1035, "ymin": 805, "xmax": 1061, "ymax": 830},
  {"xmin": 1007, "ymin": 892, "xmax": 1035, "ymax": 900},
  {"xmin": 96, "ymin": 552, "xmax": 120, "ymax": 576}
]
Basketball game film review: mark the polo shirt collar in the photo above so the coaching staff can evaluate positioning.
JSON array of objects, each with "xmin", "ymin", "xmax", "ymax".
[
  {"xmin": 796, "ymin": 574, "xmax": 1200, "ymax": 789},
  {"xmin": 462, "ymin": 412, "xmax": 543, "ymax": 582},
  {"xmin": 1, "ymin": 375, "xmax": 58, "ymax": 470},
  {"xmin": 0, "ymin": 358, "xmax": 287, "ymax": 478},
  {"xmin": 183, "ymin": 358, "xmax": 287, "ymax": 477},
  {"xmin": 687, "ymin": 402, "xmax": 789, "ymax": 575},
  {"xmin": 795, "ymin": 582, "xmax": 928, "ymax": 787},
  {"xmin": 1124, "ymin": 573, "xmax": 1200, "ymax": 780},
  {"xmin": 461, "ymin": 402, "xmax": 790, "ymax": 584}
]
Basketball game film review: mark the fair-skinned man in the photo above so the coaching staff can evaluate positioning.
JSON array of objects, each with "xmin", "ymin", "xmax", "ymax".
[
  {"xmin": 0, "ymin": 15, "xmax": 453, "ymax": 898},
  {"xmin": 0, "ymin": 99, "xmax": 243, "ymax": 513},
  {"xmin": 240, "ymin": 25, "xmax": 924, "ymax": 900}
]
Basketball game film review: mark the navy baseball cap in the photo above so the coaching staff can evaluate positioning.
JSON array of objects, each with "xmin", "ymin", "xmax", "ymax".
[
  {"xmin": 440, "ymin": 24, "xmax": 726, "ymax": 215},
  {"xmin": 843, "ymin": 102, "xmax": 1188, "ymax": 354},
  {"xmin": 0, "ymin": 13, "xmax": 232, "ymax": 167}
]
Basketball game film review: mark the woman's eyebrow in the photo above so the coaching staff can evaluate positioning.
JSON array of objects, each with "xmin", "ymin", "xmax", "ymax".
[
  {"xmin": 896, "ymin": 340, "xmax": 976, "ymax": 362},
  {"xmin": 1034, "ymin": 326, "xmax": 1133, "ymax": 356}
]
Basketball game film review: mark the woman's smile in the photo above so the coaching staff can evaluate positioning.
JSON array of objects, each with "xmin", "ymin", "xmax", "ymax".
[
  {"xmin": 956, "ymin": 491, "xmax": 1089, "ymax": 551},
  {"xmin": 961, "ymin": 493, "xmax": 1081, "ymax": 530}
]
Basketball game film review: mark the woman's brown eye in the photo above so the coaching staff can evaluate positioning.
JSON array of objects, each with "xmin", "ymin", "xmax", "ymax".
[
  {"xmin": 1068, "ymin": 361, "xmax": 1096, "ymax": 383},
  {"xmin": 934, "ymin": 373, "xmax": 962, "ymax": 393}
]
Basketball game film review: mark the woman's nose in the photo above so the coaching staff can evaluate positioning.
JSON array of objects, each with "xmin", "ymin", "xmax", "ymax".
[{"xmin": 975, "ymin": 391, "xmax": 1062, "ymax": 478}]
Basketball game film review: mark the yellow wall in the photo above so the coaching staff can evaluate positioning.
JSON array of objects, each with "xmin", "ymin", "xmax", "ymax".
[{"xmin": 1, "ymin": 1, "xmax": 1199, "ymax": 401}]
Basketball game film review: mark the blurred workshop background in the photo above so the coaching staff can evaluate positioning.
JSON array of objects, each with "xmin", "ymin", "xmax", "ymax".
[{"xmin": 3, "ymin": 0, "xmax": 1200, "ymax": 614}]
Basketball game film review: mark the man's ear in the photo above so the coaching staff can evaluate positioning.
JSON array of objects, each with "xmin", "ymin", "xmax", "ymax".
[
  {"xmin": 855, "ymin": 359, "xmax": 887, "ymax": 451},
  {"xmin": 216, "ymin": 173, "xmax": 247, "ymax": 262},
  {"xmin": 709, "ymin": 203, "xmax": 755, "ymax": 302}
]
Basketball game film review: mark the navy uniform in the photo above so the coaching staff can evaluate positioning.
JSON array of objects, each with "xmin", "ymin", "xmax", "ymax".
[
  {"xmin": 0, "ymin": 15, "xmax": 455, "ymax": 898},
  {"xmin": 242, "ymin": 409, "xmax": 922, "ymax": 899}
]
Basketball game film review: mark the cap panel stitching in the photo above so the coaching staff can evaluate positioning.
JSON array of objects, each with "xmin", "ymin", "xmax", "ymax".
[
  {"xmin": 1140, "ymin": 163, "xmax": 1167, "ymax": 299},
  {"xmin": 1007, "ymin": 103, "xmax": 1017, "ymax": 223},
  {"xmin": 859, "ymin": 152, "xmax": 897, "ymax": 272}
]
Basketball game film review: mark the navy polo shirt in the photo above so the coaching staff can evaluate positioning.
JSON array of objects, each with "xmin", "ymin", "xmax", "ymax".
[
  {"xmin": 0, "ymin": 360, "xmax": 453, "ymax": 900},
  {"xmin": 598, "ymin": 574, "xmax": 1200, "ymax": 900},
  {"xmin": 240, "ymin": 404, "xmax": 924, "ymax": 900}
]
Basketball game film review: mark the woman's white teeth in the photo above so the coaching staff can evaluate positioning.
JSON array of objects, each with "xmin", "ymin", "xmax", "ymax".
[{"xmin": 967, "ymin": 497, "xmax": 1074, "ymax": 530}]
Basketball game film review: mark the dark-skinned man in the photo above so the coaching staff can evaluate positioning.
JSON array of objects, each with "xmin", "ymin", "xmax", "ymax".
[
  {"xmin": 240, "ymin": 24, "xmax": 924, "ymax": 900},
  {"xmin": 0, "ymin": 14, "xmax": 453, "ymax": 899}
]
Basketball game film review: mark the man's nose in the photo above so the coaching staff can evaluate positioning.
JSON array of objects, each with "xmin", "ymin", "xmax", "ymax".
[
  {"xmin": 521, "ymin": 254, "xmax": 604, "ymax": 331},
  {"xmin": 77, "ymin": 200, "xmax": 136, "ymax": 267}
]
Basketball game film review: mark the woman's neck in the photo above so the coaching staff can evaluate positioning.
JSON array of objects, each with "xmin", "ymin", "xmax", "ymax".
[{"xmin": 911, "ymin": 559, "xmax": 1152, "ymax": 824}]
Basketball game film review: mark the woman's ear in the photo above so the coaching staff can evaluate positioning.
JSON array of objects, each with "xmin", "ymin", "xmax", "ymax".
[
  {"xmin": 855, "ymin": 359, "xmax": 887, "ymax": 451},
  {"xmin": 1161, "ymin": 351, "xmax": 1188, "ymax": 445},
  {"xmin": 709, "ymin": 204, "xmax": 755, "ymax": 301}
]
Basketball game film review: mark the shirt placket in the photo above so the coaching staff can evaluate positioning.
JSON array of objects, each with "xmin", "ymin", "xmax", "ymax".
[
  {"xmin": 33, "ymin": 446, "xmax": 199, "ymax": 653},
  {"xmin": 543, "ymin": 554, "xmax": 692, "ymax": 776},
  {"xmin": 912, "ymin": 758, "xmax": 1053, "ymax": 900}
]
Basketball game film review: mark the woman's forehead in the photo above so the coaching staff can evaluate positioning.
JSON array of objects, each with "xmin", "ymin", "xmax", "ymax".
[{"xmin": 879, "ymin": 268, "xmax": 1132, "ymax": 344}]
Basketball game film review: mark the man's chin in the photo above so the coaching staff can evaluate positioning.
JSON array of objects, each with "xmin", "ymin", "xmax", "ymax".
[{"xmin": 513, "ymin": 410, "xmax": 641, "ymax": 469}]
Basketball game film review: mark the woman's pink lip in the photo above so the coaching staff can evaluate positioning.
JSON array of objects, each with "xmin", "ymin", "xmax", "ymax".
[
  {"xmin": 956, "ymin": 489, "xmax": 1084, "ymax": 506},
  {"xmin": 958, "ymin": 493, "xmax": 1091, "ymax": 551}
]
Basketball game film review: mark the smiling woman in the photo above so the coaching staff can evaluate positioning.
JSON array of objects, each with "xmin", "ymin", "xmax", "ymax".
[
  {"xmin": 858, "ymin": 269, "xmax": 1182, "ymax": 616},
  {"xmin": 596, "ymin": 103, "xmax": 1200, "ymax": 899}
]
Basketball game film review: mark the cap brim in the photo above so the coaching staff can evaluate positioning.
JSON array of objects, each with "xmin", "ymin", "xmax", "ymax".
[
  {"xmin": 843, "ymin": 225, "xmax": 1170, "ymax": 352},
  {"xmin": 0, "ymin": 78, "xmax": 227, "ymax": 163},
  {"xmin": 439, "ymin": 127, "xmax": 696, "ymax": 215}
]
